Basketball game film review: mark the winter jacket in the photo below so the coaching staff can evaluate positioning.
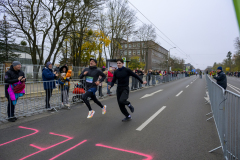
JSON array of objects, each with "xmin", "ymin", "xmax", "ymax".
[
  {"xmin": 5, "ymin": 65, "xmax": 25, "ymax": 98},
  {"xmin": 138, "ymin": 71, "xmax": 144, "ymax": 76},
  {"xmin": 57, "ymin": 77, "xmax": 70, "ymax": 91},
  {"xmin": 54, "ymin": 67, "xmax": 60, "ymax": 73},
  {"xmin": 146, "ymin": 72, "xmax": 152, "ymax": 81},
  {"xmin": 107, "ymin": 71, "xmax": 114, "ymax": 82},
  {"xmin": 213, "ymin": 71, "xmax": 227, "ymax": 89},
  {"xmin": 42, "ymin": 67, "xmax": 57, "ymax": 90},
  {"xmin": 79, "ymin": 66, "xmax": 106, "ymax": 90}
]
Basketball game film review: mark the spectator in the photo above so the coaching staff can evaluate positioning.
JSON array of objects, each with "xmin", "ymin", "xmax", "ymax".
[
  {"xmin": 57, "ymin": 73, "xmax": 70, "ymax": 109},
  {"xmin": 5, "ymin": 61, "xmax": 26, "ymax": 122},
  {"xmin": 60, "ymin": 65, "xmax": 69, "ymax": 103},
  {"xmin": 152, "ymin": 70, "xmax": 156, "ymax": 86},
  {"xmin": 134, "ymin": 68, "xmax": 139, "ymax": 89},
  {"xmin": 138, "ymin": 68, "xmax": 144, "ymax": 89},
  {"xmin": 98, "ymin": 67, "xmax": 106, "ymax": 98},
  {"xmin": 147, "ymin": 69, "xmax": 152, "ymax": 86},
  {"xmin": 213, "ymin": 66, "xmax": 227, "ymax": 90},
  {"xmin": 42, "ymin": 62, "xmax": 58, "ymax": 110},
  {"xmin": 131, "ymin": 70, "xmax": 136, "ymax": 90},
  {"xmin": 107, "ymin": 69, "xmax": 113, "ymax": 95},
  {"xmin": 54, "ymin": 64, "xmax": 60, "ymax": 73}
]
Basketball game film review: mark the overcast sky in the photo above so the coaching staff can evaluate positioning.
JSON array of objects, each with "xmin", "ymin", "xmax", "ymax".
[{"xmin": 128, "ymin": 0, "xmax": 239, "ymax": 70}]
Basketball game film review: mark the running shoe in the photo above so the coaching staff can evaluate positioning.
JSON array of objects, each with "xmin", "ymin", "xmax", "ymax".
[
  {"xmin": 128, "ymin": 104, "xmax": 134, "ymax": 113},
  {"xmin": 102, "ymin": 105, "xmax": 107, "ymax": 114},
  {"xmin": 122, "ymin": 117, "xmax": 132, "ymax": 122},
  {"xmin": 8, "ymin": 118, "xmax": 15, "ymax": 122},
  {"xmin": 87, "ymin": 110, "xmax": 95, "ymax": 118}
]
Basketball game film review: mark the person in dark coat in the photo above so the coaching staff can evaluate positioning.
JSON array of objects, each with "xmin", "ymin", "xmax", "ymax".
[
  {"xmin": 213, "ymin": 66, "xmax": 227, "ymax": 90},
  {"xmin": 42, "ymin": 62, "xmax": 58, "ymax": 110},
  {"xmin": 4, "ymin": 61, "xmax": 26, "ymax": 122},
  {"xmin": 138, "ymin": 68, "xmax": 144, "ymax": 88},
  {"xmin": 147, "ymin": 70, "xmax": 152, "ymax": 86},
  {"xmin": 79, "ymin": 58, "xmax": 107, "ymax": 118},
  {"xmin": 54, "ymin": 64, "xmax": 60, "ymax": 73}
]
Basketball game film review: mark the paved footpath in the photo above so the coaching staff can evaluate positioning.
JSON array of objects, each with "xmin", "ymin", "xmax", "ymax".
[{"xmin": 0, "ymin": 75, "xmax": 224, "ymax": 160}]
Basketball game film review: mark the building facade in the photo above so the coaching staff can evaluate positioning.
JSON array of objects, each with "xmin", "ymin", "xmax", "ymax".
[{"xmin": 113, "ymin": 40, "xmax": 168, "ymax": 70}]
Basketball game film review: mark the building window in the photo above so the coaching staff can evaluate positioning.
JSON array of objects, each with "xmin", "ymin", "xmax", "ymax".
[
  {"xmin": 129, "ymin": 44, "xmax": 132, "ymax": 48},
  {"xmin": 133, "ymin": 43, "xmax": 136, "ymax": 47},
  {"xmin": 142, "ymin": 43, "xmax": 144, "ymax": 47},
  {"xmin": 142, "ymin": 59, "xmax": 145, "ymax": 62},
  {"xmin": 124, "ymin": 51, "xmax": 127, "ymax": 55},
  {"xmin": 125, "ymin": 44, "xmax": 127, "ymax": 48},
  {"xmin": 129, "ymin": 50, "xmax": 131, "ymax": 55},
  {"xmin": 133, "ymin": 50, "xmax": 136, "ymax": 55},
  {"xmin": 137, "ymin": 50, "xmax": 140, "ymax": 55},
  {"xmin": 137, "ymin": 43, "xmax": 140, "ymax": 47}
]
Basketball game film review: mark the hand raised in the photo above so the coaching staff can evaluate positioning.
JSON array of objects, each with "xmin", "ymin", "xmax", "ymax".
[{"xmin": 84, "ymin": 71, "xmax": 88, "ymax": 75}]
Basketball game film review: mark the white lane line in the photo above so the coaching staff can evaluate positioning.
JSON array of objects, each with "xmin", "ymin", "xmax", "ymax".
[
  {"xmin": 186, "ymin": 85, "xmax": 189, "ymax": 88},
  {"xmin": 228, "ymin": 85, "xmax": 240, "ymax": 94},
  {"xmin": 176, "ymin": 90, "xmax": 183, "ymax": 97},
  {"xmin": 136, "ymin": 106, "xmax": 166, "ymax": 131},
  {"xmin": 227, "ymin": 83, "xmax": 240, "ymax": 91},
  {"xmin": 140, "ymin": 89, "xmax": 163, "ymax": 99}
]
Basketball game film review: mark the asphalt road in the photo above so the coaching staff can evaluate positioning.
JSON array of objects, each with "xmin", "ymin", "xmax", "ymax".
[
  {"xmin": 0, "ymin": 75, "xmax": 224, "ymax": 160},
  {"xmin": 225, "ymin": 76, "xmax": 240, "ymax": 95}
]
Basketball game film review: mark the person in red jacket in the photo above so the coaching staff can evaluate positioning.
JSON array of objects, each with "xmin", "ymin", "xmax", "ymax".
[{"xmin": 107, "ymin": 68, "xmax": 114, "ymax": 95}]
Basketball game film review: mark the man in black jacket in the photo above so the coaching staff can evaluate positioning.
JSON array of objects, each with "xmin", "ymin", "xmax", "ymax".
[
  {"xmin": 213, "ymin": 66, "xmax": 227, "ymax": 90},
  {"xmin": 5, "ymin": 61, "xmax": 26, "ymax": 122},
  {"xmin": 79, "ymin": 58, "xmax": 107, "ymax": 118},
  {"xmin": 109, "ymin": 59, "xmax": 147, "ymax": 122}
]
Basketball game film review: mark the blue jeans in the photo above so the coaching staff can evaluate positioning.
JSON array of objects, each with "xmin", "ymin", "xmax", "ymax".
[{"xmin": 107, "ymin": 82, "xmax": 111, "ymax": 94}]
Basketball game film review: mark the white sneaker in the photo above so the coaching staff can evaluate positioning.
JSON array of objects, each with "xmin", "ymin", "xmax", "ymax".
[
  {"xmin": 102, "ymin": 105, "xmax": 107, "ymax": 114},
  {"xmin": 66, "ymin": 104, "xmax": 70, "ymax": 109},
  {"xmin": 87, "ymin": 110, "xmax": 95, "ymax": 118}
]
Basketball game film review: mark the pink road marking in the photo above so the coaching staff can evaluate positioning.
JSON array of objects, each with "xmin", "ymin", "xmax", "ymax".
[
  {"xmin": 19, "ymin": 132, "xmax": 73, "ymax": 160},
  {"xmin": 0, "ymin": 126, "xmax": 39, "ymax": 147},
  {"xmin": 96, "ymin": 144, "xmax": 153, "ymax": 160},
  {"xmin": 49, "ymin": 140, "xmax": 87, "ymax": 160}
]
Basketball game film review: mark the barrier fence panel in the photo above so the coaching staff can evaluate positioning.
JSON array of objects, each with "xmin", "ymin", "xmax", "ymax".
[
  {"xmin": 0, "ymin": 64, "xmax": 4, "ymax": 84},
  {"xmin": 206, "ymin": 75, "xmax": 240, "ymax": 160},
  {"xmin": 1, "ymin": 74, "xmax": 186, "ymax": 122}
]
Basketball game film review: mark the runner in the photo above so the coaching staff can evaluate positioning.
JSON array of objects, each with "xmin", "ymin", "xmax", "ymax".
[
  {"xmin": 108, "ymin": 59, "xmax": 147, "ymax": 122},
  {"xmin": 79, "ymin": 58, "xmax": 107, "ymax": 118}
]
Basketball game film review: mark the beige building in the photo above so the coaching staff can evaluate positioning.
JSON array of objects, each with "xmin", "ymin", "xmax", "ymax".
[{"xmin": 113, "ymin": 39, "xmax": 168, "ymax": 70}]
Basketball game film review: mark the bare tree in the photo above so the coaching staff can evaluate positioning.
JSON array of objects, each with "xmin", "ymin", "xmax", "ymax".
[
  {"xmin": 135, "ymin": 24, "xmax": 157, "ymax": 70},
  {"xmin": 0, "ymin": 0, "xmax": 78, "ymax": 78},
  {"xmin": 106, "ymin": 0, "xmax": 136, "ymax": 59},
  {"xmin": 66, "ymin": 0, "xmax": 104, "ymax": 66}
]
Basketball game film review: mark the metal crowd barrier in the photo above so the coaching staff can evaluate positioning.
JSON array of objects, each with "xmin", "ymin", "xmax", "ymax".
[
  {"xmin": 0, "ymin": 74, "xmax": 186, "ymax": 122},
  {"xmin": 0, "ymin": 79, "xmax": 88, "ymax": 122},
  {"xmin": 206, "ymin": 75, "xmax": 239, "ymax": 160},
  {"xmin": 130, "ymin": 74, "xmax": 185, "ymax": 90}
]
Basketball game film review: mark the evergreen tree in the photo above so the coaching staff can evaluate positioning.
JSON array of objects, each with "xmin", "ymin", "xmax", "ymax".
[{"xmin": 0, "ymin": 15, "xmax": 20, "ymax": 63}]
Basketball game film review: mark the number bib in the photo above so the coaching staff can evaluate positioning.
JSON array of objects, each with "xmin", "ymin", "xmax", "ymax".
[{"xmin": 86, "ymin": 76, "xmax": 93, "ymax": 83}]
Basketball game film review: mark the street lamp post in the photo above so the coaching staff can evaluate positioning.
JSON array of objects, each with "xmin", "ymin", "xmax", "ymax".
[{"xmin": 167, "ymin": 47, "xmax": 176, "ymax": 72}]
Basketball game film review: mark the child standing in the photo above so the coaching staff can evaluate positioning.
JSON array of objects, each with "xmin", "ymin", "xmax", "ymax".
[{"xmin": 58, "ymin": 73, "xmax": 70, "ymax": 109}]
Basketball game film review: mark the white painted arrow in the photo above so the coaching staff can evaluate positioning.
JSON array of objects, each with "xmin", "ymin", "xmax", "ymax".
[{"xmin": 140, "ymin": 89, "xmax": 163, "ymax": 99}]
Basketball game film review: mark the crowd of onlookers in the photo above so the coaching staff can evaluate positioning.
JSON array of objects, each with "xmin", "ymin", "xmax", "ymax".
[
  {"xmin": 226, "ymin": 71, "xmax": 240, "ymax": 77},
  {"xmin": 4, "ymin": 60, "xmax": 189, "ymax": 122}
]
